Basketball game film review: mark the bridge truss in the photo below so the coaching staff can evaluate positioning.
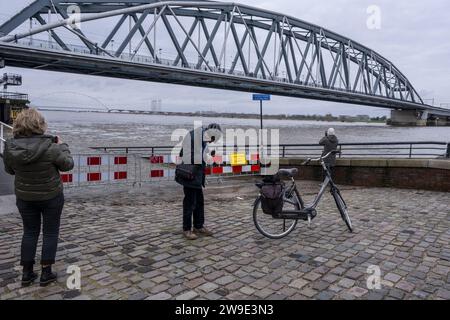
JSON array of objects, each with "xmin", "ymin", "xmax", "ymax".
[{"xmin": 0, "ymin": 0, "xmax": 444, "ymax": 115}]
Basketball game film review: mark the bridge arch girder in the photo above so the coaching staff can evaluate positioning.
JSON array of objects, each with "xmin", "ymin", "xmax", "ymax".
[{"xmin": 0, "ymin": 0, "xmax": 424, "ymax": 106}]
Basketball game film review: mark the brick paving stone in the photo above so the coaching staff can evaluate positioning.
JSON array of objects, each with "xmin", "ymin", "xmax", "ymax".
[
  {"xmin": 347, "ymin": 287, "xmax": 368, "ymax": 298},
  {"xmin": 289, "ymin": 279, "xmax": 308, "ymax": 290},
  {"xmin": 300, "ymin": 288, "xmax": 318, "ymax": 298},
  {"xmin": 146, "ymin": 292, "xmax": 172, "ymax": 300},
  {"xmin": 388, "ymin": 288, "xmax": 405, "ymax": 299},
  {"xmin": 239, "ymin": 286, "xmax": 255, "ymax": 295},
  {"xmin": 384, "ymin": 273, "xmax": 402, "ymax": 283},
  {"xmin": 254, "ymin": 288, "xmax": 273, "ymax": 299},
  {"xmin": 338, "ymin": 278, "xmax": 356, "ymax": 289},
  {"xmin": 395, "ymin": 281, "xmax": 415, "ymax": 293},
  {"xmin": 0, "ymin": 181, "xmax": 448, "ymax": 300},
  {"xmin": 129, "ymin": 292, "xmax": 147, "ymax": 300},
  {"xmin": 215, "ymin": 275, "xmax": 235, "ymax": 286},
  {"xmin": 175, "ymin": 290, "xmax": 198, "ymax": 300},
  {"xmin": 303, "ymin": 272, "xmax": 321, "ymax": 281},
  {"xmin": 317, "ymin": 291, "xmax": 335, "ymax": 300},
  {"xmin": 197, "ymin": 282, "xmax": 219, "ymax": 293},
  {"xmin": 312, "ymin": 280, "xmax": 330, "ymax": 291},
  {"xmin": 168, "ymin": 285, "xmax": 186, "ymax": 296},
  {"xmin": 436, "ymin": 289, "xmax": 450, "ymax": 300}
]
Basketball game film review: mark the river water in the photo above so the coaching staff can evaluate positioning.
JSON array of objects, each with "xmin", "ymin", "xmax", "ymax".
[{"xmin": 40, "ymin": 110, "xmax": 450, "ymax": 154}]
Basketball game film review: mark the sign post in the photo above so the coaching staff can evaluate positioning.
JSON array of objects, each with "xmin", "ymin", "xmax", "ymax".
[{"xmin": 252, "ymin": 94, "xmax": 271, "ymax": 130}]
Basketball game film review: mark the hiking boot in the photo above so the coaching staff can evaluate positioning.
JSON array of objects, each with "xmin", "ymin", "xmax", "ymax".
[
  {"xmin": 40, "ymin": 266, "xmax": 57, "ymax": 287},
  {"xmin": 193, "ymin": 227, "xmax": 213, "ymax": 237},
  {"xmin": 183, "ymin": 231, "xmax": 198, "ymax": 240},
  {"xmin": 21, "ymin": 265, "xmax": 38, "ymax": 287}
]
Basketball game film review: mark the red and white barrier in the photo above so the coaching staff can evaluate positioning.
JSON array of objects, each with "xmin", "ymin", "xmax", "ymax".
[
  {"xmin": 60, "ymin": 155, "xmax": 130, "ymax": 185},
  {"xmin": 60, "ymin": 152, "xmax": 264, "ymax": 187}
]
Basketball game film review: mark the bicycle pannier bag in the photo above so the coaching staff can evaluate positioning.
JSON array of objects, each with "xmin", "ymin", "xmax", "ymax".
[{"xmin": 260, "ymin": 183, "xmax": 284, "ymax": 215}]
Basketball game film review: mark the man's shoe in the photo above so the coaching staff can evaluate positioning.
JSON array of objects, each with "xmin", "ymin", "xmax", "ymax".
[
  {"xmin": 183, "ymin": 231, "xmax": 198, "ymax": 240},
  {"xmin": 193, "ymin": 227, "xmax": 213, "ymax": 237},
  {"xmin": 40, "ymin": 266, "xmax": 57, "ymax": 287},
  {"xmin": 21, "ymin": 270, "xmax": 38, "ymax": 287}
]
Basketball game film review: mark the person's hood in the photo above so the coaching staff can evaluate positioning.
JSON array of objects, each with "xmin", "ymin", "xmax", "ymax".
[
  {"xmin": 6, "ymin": 135, "xmax": 53, "ymax": 165},
  {"xmin": 327, "ymin": 135, "xmax": 338, "ymax": 143}
]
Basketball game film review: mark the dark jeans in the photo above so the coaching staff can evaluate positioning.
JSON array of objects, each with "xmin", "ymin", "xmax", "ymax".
[
  {"xmin": 183, "ymin": 187, "xmax": 204, "ymax": 231},
  {"xmin": 16, "ymin": 193, "xmax": 64, "ymax": 267}
]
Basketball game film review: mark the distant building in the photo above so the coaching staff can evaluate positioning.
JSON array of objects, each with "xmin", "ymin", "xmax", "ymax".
[
  {"xmin": 356, "ymin": 115, "xmax": 370, "ymax": 122},
  {"xmin": 151, "ymin": 99, "xmax": 162, "ymax": 112},
  {"xmin": 0, "ymin": 73, "xmax": 30, "ymax": 124}
]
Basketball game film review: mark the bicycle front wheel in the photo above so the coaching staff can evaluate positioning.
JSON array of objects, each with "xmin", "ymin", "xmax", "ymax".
[
  {"xmin": 332, "ymin": 189, "xmax": 353, "ymax": 232},
  {"xmin": 253, "ymin": 197, "xmax": 298, "ymax": 239}
]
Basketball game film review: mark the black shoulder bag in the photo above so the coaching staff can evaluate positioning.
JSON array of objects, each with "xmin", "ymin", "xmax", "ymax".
[{"xmin": 175, "ymin": 164, "xmax": 197, "ymax": 181}]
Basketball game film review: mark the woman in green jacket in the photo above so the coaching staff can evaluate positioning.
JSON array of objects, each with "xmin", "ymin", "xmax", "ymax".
[{"xmin": 3, "ymin": 108, "xmax": 74, "ymax": 287}]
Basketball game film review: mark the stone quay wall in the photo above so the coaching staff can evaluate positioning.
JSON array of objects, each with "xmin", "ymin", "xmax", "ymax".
[{"xmin": 280, "ymin": 158, "xmax": 450, "ymax": 192}]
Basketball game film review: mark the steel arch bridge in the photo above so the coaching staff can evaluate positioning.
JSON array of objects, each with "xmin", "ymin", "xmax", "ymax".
[{"xmin": 0, "ymin": 0, "xmax": 448, "ymax": 119}]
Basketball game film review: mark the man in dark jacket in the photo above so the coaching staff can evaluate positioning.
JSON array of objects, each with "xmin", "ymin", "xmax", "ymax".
[
  {"xmin": 176, "ymin": 123, "xmax": 222, "ymax": 240},
  {"xmin": 319, "ymin": 128, "xmax": 338, "ymax": 178},
  {"xmin": 3, "ymin": 108, "xmax": 74, "ymax": 287}
]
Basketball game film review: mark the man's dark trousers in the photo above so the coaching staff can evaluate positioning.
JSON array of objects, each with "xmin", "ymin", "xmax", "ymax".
[{"xmin": 183, "ymin": 187, "xmax": 204, "ymax": 231}]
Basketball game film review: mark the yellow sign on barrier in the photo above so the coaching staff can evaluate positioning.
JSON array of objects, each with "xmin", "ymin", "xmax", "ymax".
[
  {"xmin": 230, "ymin": 153, "xmax": 247, "ymax": 166},
  {"xmin": 10, "ymin": 108, "xmax": 23, "ymax": 122}
]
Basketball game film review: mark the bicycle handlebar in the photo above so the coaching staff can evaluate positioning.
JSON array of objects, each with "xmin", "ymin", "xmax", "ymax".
[{"xmin": 301, "ymin": 150, "xmax": 341, "ymax": 165}]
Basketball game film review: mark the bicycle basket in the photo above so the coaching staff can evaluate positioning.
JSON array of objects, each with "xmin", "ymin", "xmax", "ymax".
[{"xmin": 260, "ymin": 182, "xmax": 284, "ymax": 216}]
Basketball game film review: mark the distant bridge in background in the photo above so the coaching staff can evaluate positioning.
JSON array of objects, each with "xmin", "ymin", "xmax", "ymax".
[{"xmin": 0, "ymin": 0, "xmax": 449, "ymax": 126}]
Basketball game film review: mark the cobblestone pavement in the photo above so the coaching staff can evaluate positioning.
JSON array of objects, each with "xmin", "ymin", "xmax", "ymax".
[{"xmin": 0, "ymin": 179, "xmax": 449, "ymax": 300}]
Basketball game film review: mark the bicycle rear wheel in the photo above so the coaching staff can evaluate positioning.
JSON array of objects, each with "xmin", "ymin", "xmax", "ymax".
[
  {"xmin": 253, "ymin": 194, "xmax": 299, "ymax": 239},
  {"xmin": 332, "ymin": 188, "xmax": 353, "ymax": 232}
]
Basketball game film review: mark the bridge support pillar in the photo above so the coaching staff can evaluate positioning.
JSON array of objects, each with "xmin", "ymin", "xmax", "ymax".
[
  {"xmin": 426, "ymin": 116, "xmax": 450, "ymax": 126},
  {"xmin": 389, "ymin": 110, "xmax": 426, "ymax": 126}
]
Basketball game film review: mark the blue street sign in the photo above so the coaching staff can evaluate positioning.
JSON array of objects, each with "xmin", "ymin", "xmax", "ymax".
[{"xmin": 252, "ymin": 94, "xmax": 271, "ymax": 101}]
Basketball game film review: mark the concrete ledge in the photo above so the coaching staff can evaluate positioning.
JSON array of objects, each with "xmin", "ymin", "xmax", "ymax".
[
  {"xmin": 280, "ymin": 158, "xmax": 450, "ymax": 192},
  {"xmin": 0, "ymin": 195, "xmax": 18, "ymax": 215},
  {"xmin": 281, "ymin": 158, "xmax": 450, "ymax": 169},
  {"xmin": 428, "ymin": 159, "xmax": 450, "ymax": 170}
]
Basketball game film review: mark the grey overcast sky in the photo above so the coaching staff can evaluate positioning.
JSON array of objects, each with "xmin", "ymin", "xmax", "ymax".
[{"xmin": 1, "ymin": 0, "xmax": 449, "ymax": 116}]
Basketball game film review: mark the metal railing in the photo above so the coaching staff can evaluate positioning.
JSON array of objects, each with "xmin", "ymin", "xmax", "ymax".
[
  {"xmin": 91, "ymin": 141, "xmax": 450, "ymax": 159},
  {"xmin": 0, "ymin": 121, "xmax": 13, "ymax": 156},
  {"xmin": 0, "ymin": 91, "xmax": 29, "ymax": 101}
]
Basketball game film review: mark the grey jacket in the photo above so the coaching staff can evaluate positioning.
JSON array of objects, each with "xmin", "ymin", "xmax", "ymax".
[
  {"xmin": 3, "ymin": 135, "xmax": 74, "ymax": 201},
  {"xmin": 319, "ymin": 135, "xmax": 339, "ymax": 166},
  {"xmin": 175, "ymin": 128, "xmax": 208, "ymax": 189}
]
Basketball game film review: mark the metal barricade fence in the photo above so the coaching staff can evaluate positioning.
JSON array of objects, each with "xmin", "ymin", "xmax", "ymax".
[
  {"xmin": 0, "ymin": 121, "xmax": 13, "ymax": 156},
  {"xmin": 60, "ymin": 154, "xmax": 136, "ymax": 187},
  {"xmin": 60, "ymin": 151, "xmax": 265, "ymax": 188}
]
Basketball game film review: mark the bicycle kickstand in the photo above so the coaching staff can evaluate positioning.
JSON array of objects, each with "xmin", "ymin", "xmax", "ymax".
[{"xmin": 307, "ymin": 214, "xmax": 312, "ymax": 228}]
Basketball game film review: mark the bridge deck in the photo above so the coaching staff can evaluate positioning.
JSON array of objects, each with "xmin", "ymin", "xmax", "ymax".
[{"xmin": 1, "ymin": 42, "xmax": 449, "ymax": 117}]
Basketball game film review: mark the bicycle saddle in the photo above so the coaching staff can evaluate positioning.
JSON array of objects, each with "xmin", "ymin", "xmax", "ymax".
[{"xmin": 276, "ymin": 168, "xmax": 298, "ymax": 178}]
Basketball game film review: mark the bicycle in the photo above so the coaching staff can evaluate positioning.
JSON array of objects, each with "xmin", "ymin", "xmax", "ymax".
[{"xmin": 253, "ymin": 150, "xmax": 353, "ymax": 239}]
